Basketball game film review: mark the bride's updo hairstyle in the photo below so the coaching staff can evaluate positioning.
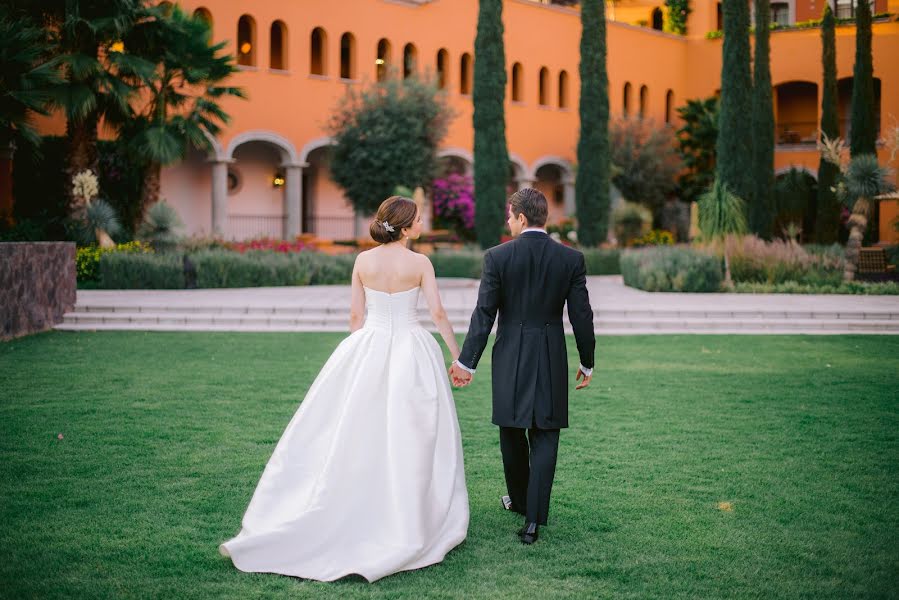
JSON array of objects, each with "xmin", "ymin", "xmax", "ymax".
[{"xmin": 370, "ymin": 195, "xmax": 417, "ymax": 244}]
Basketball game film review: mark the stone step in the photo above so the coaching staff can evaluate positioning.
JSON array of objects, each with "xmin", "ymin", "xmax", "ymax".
[
  {"xmin": 65, "ymin": 304, "xmax": 899, "ymax": 321},
  {"xmin": 56, "ymin": 312, "xmax": 899, "ymax": 334}
]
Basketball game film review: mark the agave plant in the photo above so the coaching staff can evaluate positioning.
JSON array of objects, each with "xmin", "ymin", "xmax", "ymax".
[
  {"xmin": 72, "ymin": 198, "xmax": 122, "ymax": 247},
  {"xmin": 841, "ymin": 154, "xmax": 894, "ymax": 280},
  {"xmin": 697, "ymin": 178, "xmax": 748, "ymax": 287},
  {"xmin": 137, "ymin": 201, "xmax": 183, "ymax": 252}
]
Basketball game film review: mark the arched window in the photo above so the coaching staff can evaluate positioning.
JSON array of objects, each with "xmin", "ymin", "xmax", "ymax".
[
  {"xmin": 623, "ymin": 82, "xmax": 632, "ymax": 116},
  {"xmin": 436, "ymin": 49, "xmax": 449, "ymax": 90},
  {"xmin": 665, "ymin": 89, "xmax": 674, "ymax": 123},
  {"xmin": 237, "ymin": 15, "xmax": 256, "ymax": 67},
  {"xmin": 376, "ymin": 38, "xmax": 391, "ymax": 81},
  {"xmin": 270, "ymin": 20, "xmax": 287, "ymax": 70},
  {"xmin": 558, "ymin": 70, "xmax": 569, "ymax": 109},
  {"xmin": 310, "ymin": 27, "xmax": 326, "ymax": 75},
  {"xmin": 193, "ymin": 7, "xmax": 212, "ymax": 28},
  {"xmin": 403, "ymin": 43, "xmax": 417, "ymax": 79},
  {"xmin": 651, "ymin": 7, "xmax": 663, "ymax": 30},
  {"xmin": 538, "ymin": 67, "xmax": 549, "ymax": 106},
  {"xmin": 511, "ymin": 62, "xmax": 523, "ymax": 102},
  {"xmin": 340, "ymin": 32, "xmax": 355, "ymax": 79},
  {"xmin": 460, "ymin": 53, "xmax": 472, "ymax": 95},
  {"xmin": 639, "ymin": 85, "xmax": 648, "ymax": 118}
]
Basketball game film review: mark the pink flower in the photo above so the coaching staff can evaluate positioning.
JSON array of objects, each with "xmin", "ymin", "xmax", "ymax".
[{"xmin": 57, "ymin": 433, "xmax": 64, "ymax": 440}]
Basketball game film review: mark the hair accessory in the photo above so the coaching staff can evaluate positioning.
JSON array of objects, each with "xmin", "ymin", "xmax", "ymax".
[{"xmin": 381, "ymin": 220, "xmax": 395, "ymax": 232}]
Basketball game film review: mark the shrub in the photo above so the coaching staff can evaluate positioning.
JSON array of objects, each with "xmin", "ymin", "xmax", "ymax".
[
  {"xmin": 581, "ymin": 248, "xmax": 621, "ymax": 275},
  {"xmin": 304, "ymin": 252, "xmax": 356, "ymax": 285},
  {"xmin": 76, "ymin": 241, "xmax": 152, "ymax": 282},
  {"xmin": 621, "ymin": 246, "xmax": 723, "ymax": 292},
  {"xmin": 732, "ymin": 280, "xmax": 899, "ymax": 295},
  {"xmin": 190, "ymin": 250, "xmax": 313, "ymax": 288},
  {"xmin": 702, "ymin": 236, "xmax": 845, "ymax": 286},
  {"xmin": 432, "ymin": 174, "xmax": 476, "ymax": 240},
  {"xmin": 612, "ymin": 201, "xmax": 653, "ymax": 246},
  {"xmin": 631, "ymin": 229, "xmax": 676, "ymax": 247},
  {"xmin": 99, "ymin": 252, "xmax": 184, "ymax": 289},
  {"xmin": 429, "ymin": 249, "xmax": 484, "ymax": 279}
]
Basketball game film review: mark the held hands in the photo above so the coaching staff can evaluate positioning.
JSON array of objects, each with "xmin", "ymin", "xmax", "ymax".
[
  {"xmin": 575, "ymin": 368, "xmax": 592, "ymax": 390},
  {"xmin": 448, "ymin": 362, "xmax": 473, "ymax": 388}
]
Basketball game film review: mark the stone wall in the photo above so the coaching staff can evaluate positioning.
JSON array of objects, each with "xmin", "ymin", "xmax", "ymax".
[{"xmin": 1, "ymin": 242, "xmax": 76, "ymax": 340}]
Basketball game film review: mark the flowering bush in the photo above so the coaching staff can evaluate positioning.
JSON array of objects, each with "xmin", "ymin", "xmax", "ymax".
[
  {"xmin": 432, "ymin": 174, "xmax": 475, "ymax": 240},
  {"xmin": 76, "ymin": 241, "xmax": 152, "ymax": 282},
  {"xmin": 226, "ymin": 237, "xmax": 310, "ymax": 253},
  {"xmin": 547, "ymin": 219, "xmax": 578, "ymax": 245},
  {"xmin": 630, "ymin": 229, "xmax": 675, "ymax": 247}
]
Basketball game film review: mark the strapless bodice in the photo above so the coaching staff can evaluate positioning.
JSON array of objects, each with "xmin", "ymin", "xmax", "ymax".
[{"xmin": 363, "ymin": 286, "xmax": 422, "ymax": 332}]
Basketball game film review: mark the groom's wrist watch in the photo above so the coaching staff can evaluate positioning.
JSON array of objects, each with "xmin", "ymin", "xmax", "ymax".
[{"xmin": 453, "ymin": 360, "xmax": 476, "ymax": 375}]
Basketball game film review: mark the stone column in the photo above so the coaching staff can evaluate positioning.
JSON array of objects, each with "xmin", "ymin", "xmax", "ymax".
[
  {"xmin": 282, "ymin": 162, "xmax": 307, "ymax": 239},
  {"xmin": 210, "ymin": 159, "xmax": 231, "ymax": 236},
  {"xmin": 563, "ymin": 177, "xmax": 576, "ymax": 217}
]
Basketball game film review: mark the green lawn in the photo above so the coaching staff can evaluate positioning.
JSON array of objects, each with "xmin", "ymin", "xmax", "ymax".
[{"xmin": 1, "ymin": 331, "xmax": 897, "ymax": 599}]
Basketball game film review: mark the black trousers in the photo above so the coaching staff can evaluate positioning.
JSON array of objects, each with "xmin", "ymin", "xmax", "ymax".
[{"xmin": 499, "ymin": 426, "xmax": 560, "ymax": 526}]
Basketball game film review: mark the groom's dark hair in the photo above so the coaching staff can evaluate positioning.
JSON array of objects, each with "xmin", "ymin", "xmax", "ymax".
[{"xmin": 509, "ymin": 188, "xmax": 548, "ymax": 227}]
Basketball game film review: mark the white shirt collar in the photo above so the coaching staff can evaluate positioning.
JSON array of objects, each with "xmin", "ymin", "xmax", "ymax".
[{"xmin": 521, "ymin": 227, "xmax": 547, "ymax": 234}]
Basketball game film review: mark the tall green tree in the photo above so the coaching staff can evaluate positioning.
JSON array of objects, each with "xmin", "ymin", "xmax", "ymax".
[
  {"xmin": 816, "ymin": 5, "xmax": 841, "ymax": 244},
  {"xmin": 122, "ymin": 5, "xmax": 245, "ymax": 225},
  {"xmin": 715, "ymin": 0, "xmax": 753, "ymax": 208},
  {"xmin": 472, "ymin": 0, "xmax": 509, "ymax": 249},
  {"xmin": 750, "ymin": 0, "xmax": 774, "ymax": 239},
  {"xmin": 849, "ymin": 0, "xmax": 878, "ymax": 242},
  {"xmin": 676, "ymin": 96, "xmax": 718, "ymax": 203},
  {"xmin": 327, "ymin": 74, "xmax": 451, "ymax": 215},
  {"xmin": 575, "ymin": 0, "xmax": 610, "ymax": 247},
  {"xmin": 849, "ymin": 0, "xmax": 876, "ymax": 157}
]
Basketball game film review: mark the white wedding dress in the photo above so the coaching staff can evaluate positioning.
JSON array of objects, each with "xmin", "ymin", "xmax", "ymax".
[{"xmin": 219, "ymin": 285, "xmax": 469, "ymax": 582}]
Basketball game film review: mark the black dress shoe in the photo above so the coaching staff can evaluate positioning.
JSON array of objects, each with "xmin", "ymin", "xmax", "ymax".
[{"xmin": 519, "ymin": 522, "xmax": 539, "ymax": 545}]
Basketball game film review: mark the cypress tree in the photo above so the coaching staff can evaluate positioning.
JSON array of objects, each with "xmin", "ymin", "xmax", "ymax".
[
  {"xmin": 575, "ymin": 0, "xmax": 610, "ymax": 246},
  {"xmin": 849, "ymin": 0, "xmax": 876, "ymax": 157},
  {"xmin": 472, "ymin": 0, "xmax": 509, "ymax": 249},
  {"xmin": 816, "ymin": 4, "xmax": 841, "ymax": 243},
  {"xmin": 750, "ymin": 0, "xmax": 774, "ymax": 238},
  {"xmin": 716, "ymin": 0, "xmax": 753, "ymax": 208}
]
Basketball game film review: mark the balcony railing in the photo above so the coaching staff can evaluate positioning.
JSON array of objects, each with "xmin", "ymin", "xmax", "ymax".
[
  {"xmin": 225, "ymin": 214, "xmax": 358, "ymax": 241},
  {"xmin": 226, "ymin": 214, "xmax": 285, "ymax": 240},
  {"xmin": 307, "ymin": 215, "xmax": 357, "ymax": 240},
  {"xmin": 777, "ymin": 121, "xmax": 818, "ymax": 146}
]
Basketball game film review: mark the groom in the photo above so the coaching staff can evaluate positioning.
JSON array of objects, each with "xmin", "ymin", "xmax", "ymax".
[{"xmin": 450, "ymin": 188, "xmax": 595, "ymax": 545}]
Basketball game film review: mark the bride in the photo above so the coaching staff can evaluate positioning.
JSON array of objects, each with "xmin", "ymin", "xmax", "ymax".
[{"xmin": 219, "ymin": 195, "xmax": 469, "ymax": 582}]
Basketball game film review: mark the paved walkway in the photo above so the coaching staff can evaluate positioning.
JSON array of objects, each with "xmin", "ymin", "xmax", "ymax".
[{"xmin": 57, "ymin": 276, "xmax": 899, "ymax": 334}]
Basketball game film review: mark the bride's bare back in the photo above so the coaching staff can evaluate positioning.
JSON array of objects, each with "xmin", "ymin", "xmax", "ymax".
[{"xmin": 355, "ymin": 243, "xmax": 425, "ymax": 294}]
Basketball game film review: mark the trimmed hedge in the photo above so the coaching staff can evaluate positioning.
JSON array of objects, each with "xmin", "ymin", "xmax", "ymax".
[
  {"xmin": 430, "ymin": 250, "xmax": 484, "ymax": 279},
  {"xmin": 621, "ymin": 246, "xmax": 723, "ymax": 292},
  {"xmin": 99, "ymin": 252, "xmax": 185, "ymax": 289},
  {"xmin": 191, "ymin": 250, "xmax": 313, "ymax": 288},
  {"xmin": 582, "ymin": 248, "xmax": 621, "ymax": 275}
]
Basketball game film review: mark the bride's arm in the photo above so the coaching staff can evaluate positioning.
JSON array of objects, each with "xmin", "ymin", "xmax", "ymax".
[
  {"xmin": 420, "ymin": 256, "xmax": 460, "ymax": 360},
  {"xmin": 349, "ymin": 256, "xmax": 365, "ymax": 332}
]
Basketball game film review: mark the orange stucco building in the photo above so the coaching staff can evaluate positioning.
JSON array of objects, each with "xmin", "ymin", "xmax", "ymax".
[{"xmin": 21, "ymin": 0, "xmax": 899, "ymax": 242}]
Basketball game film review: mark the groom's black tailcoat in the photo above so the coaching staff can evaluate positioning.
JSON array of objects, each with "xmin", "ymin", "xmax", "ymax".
[{"xmin": 458, "ymin": 231, "xmax": 595, "ymax": 430}]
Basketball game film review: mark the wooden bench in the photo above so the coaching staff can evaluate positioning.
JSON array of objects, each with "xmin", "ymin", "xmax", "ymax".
[{"xmin": 858, "ymin": 247, "xmax": 898, "ymax": 282}]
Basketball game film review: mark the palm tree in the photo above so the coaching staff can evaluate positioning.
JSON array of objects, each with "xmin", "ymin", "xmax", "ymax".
[
  {"xmin": 840, "ymin": 155, "xmax": 894, "ymax": 280},
  {"xmin": 0, "ymin": 7, "xmax": 60, "ymax": 153},
  {"xmin": 819, "ymin": 135, "xmax": 895, "ymax": 280},
  {"xmin": 698, "ymin": 178, "xmax": 748, "ymax": 287},
  {"xmin": 41, "ymin": 0, "xmax": 155, "ymax": 213},
  {"xmin": 122, "ymin": 5, "xmax": 245, "ymax": 225}
]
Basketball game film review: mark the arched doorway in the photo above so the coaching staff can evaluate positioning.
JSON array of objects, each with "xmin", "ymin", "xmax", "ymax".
[{"xmin": 221, "ymin": 131, "xmax": 302, "ymax": 240}]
